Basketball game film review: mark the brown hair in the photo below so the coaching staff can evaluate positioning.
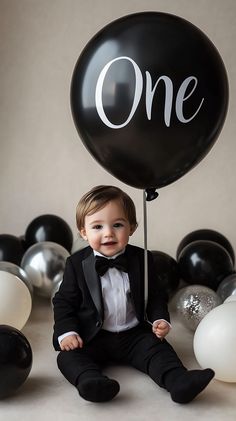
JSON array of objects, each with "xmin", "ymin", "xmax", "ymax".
[{"xmin": 76, "ymin": 185, "xmax": 138, "ymax": 231}]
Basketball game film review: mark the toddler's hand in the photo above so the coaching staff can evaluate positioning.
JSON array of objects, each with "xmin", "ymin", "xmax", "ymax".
[
  {"xmin": 60, "ymin": 334, "xmax": 83, "ymax": 351},
  {"xmin": 152, "ymin": 320, "xmax": 170, "ymax": 340}
]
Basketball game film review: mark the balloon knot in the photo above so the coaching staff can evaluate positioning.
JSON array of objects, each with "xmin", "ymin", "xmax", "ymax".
[{"xmin": 145, "ymin": 188, "xmax": 159, "ymax": 201}]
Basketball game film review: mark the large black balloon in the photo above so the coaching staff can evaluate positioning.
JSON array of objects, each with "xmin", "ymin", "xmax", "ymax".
[
  {"xmin": 0, "ymin": 325, "xmax": 32, "ymax": 399},
  {"xmin": 151, "ymin": 250, "xmax": 180, "ymax": 298},
  {"xmin": 25, "ymin": 214, "xmax": 73, "ymax": 252},
  {"xmin": 0, "ymin": 234, "xmax": 25, "ymax": 266},
  {"xmin": 177, "ymin": 240, "xmax": 234, "ymax": 290},
  {"xmin": 71, "ymin": 12, "xmax": 228, "ymax": 190},
  {"xmin": 176, "ymin": 229, "xmax": 235, "ymax": 264}
]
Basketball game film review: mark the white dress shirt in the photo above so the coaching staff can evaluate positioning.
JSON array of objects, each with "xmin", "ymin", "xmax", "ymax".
[{"xmin": 96, "ymin": 250, "xmax": 139, "ymax": 331}]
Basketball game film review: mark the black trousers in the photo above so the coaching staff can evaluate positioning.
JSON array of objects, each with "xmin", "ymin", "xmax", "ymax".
[{"xmin": 57, "ymin": 322, "xmax": 185, "ymax": 389}]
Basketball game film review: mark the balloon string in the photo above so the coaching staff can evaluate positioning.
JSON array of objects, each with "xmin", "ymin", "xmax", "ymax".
[{"xmin": 143, "ymin": 190, "xmax": 148, "ymax": 313}]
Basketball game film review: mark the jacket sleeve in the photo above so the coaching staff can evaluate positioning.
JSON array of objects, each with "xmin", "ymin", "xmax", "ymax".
[{"xmin": 52, "ymin": 257, "xmax": 82, "ymax": 350}]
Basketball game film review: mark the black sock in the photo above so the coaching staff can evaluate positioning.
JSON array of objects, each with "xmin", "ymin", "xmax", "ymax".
[
  {"xmin": 164, "ymin": 368, "xmax": 215, "ymax": 404},
  {"xmin": 76, "ymin": 370, "xmax": 120, "ymax": 402},
  {"xmin": 77, "ymin": 369, "xmax": 104, "ymax": 383}
]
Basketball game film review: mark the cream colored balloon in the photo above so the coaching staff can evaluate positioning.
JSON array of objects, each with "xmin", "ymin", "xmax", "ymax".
[
  {"xmin": 194, "ymin": 302, "xmax": 236, "ymax": 382},
  {"xmin": 0, "ymin": 271, "xmax": 32, "ymax": 330}
]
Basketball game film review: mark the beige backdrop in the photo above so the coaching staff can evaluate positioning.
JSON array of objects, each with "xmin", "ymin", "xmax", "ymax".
[{"xmin": 0, "ymin": 0, "xmax": 235, "ymax": 259}]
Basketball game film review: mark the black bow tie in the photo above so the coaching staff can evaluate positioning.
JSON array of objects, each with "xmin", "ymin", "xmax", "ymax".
[{"xmin": 95, "ymin": 254, "xmax": 128, "ymax": 277}]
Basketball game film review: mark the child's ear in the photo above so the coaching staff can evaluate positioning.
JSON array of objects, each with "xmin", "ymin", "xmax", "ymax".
[
  {"xmin": 129, "ymin": 224, "xmax": 137, "ymax": 236},
  {"xmin": 79, "ymin": 228, "xmax": 87, "ymax": 241}
]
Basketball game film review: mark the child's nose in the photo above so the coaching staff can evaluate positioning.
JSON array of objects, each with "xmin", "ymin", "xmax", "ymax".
[{"xmin": 104, "ymin": 226, "xmax": 113, "ymax": 236}]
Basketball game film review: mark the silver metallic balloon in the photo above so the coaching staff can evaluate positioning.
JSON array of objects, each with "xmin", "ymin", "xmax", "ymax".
[
  {"xmin": 217, "ymin": 273, "xmax": 236, "ymax": 301},
  {"xmin": 21, "ymin": 241, "xmax": 69, "ymax": 298},
  {"xmin": 51, "ymin": 279, "xmax": 62, "ymax": 306},
  {"xmin": 175, "ymin": 285, "xmax": 222, "ymax": 331}
]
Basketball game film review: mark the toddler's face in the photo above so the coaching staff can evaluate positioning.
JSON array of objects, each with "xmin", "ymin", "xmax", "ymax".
[{"xmin": 80, "ymin": 200, "xmax": 135, "ymax": 257}]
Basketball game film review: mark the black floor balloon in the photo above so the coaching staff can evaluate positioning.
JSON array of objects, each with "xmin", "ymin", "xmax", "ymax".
[
  {"xmin": 176, "ymin": 229, "xmax": 235, "ymax": 265},
  {"xmin": 0, "ymin": 234, "xmax": 25, "ymax": 266},
  {"xmin": 151, "ymin": 250, "xmax": 180, "ymax": 299},
  {"xmin": 217, "ymin": 272, "xmax": 236, "ymax": 301},
  {"xmin": 177, "ymin": 240, "xmax": 234, "ymax": 290},
  {"xmin": 0, "ymin": 325, "xmax": 33, "ymax": 399},
  {"xmin": 25, "ymin": 214, "xmax": 73, "ymax": 252}
]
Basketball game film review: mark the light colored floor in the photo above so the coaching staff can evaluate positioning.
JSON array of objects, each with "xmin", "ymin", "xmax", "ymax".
[{"xmin": 1, "ymin": 296, "xmax": 236, "ymax": 421}]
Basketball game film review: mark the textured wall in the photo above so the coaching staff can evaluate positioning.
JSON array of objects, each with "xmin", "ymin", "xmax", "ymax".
[{"xmin": 0, "ymin": 0, "xmax": 235, "ymax": 258}]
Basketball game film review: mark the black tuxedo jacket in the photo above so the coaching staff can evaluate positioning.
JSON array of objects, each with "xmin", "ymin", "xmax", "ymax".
[{"xmin": 52, "ymin": 244, "xmax": 170, "ymax": 350}]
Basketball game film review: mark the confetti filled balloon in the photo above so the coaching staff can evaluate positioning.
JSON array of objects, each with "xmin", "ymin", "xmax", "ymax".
[{"xmin": 175, "ymin": 285, "xmax": 222, "ymax": 331}]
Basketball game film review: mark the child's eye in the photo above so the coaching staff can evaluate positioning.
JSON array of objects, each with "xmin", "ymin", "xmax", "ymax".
[
  {"xmin": 92, "ymin": 224, "xmax": 103, "ymax": 230},
  {"xmin": 113, "ymin": 222, "xmax": 124, "ymax": 228}
]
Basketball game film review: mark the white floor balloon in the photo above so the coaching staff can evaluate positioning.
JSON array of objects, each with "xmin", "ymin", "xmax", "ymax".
[
  {"xmin": 0, "ymin": 271, "xmax": 32, "ymax": 329},
  {"xmin": 0, "ymin": 261, "xmax": 33, "ymax": 296},
  {"xmin": 193, "ymin": 302, "xmax": 236, "ymax": 382},
  {"xmin": 224, "ymin": 294, "xmax": 236, "ymax": 303}
]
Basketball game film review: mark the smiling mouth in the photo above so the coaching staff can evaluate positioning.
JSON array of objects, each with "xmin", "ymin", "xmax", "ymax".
[{"xmin": 102, "ymin": 242, "xmax": 117, "ymax": 246}]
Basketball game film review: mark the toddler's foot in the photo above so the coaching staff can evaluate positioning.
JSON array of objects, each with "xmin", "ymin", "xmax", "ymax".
[
  {"xmin": 77, "ymin": 376, "xmax": 120, "ymax": 402},
  {"xmin": 169, "ymin": 368, "xmax": 214, "ymax": 404}
]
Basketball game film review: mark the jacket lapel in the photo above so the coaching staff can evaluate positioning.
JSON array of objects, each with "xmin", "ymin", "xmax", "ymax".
[
  {"xmin": 82, "ymin": 253, "xmax": 103, "ymax": 319},
  {"xmin": 126, "ymin": 247, "xmax": 145, "ymax": 321}
]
